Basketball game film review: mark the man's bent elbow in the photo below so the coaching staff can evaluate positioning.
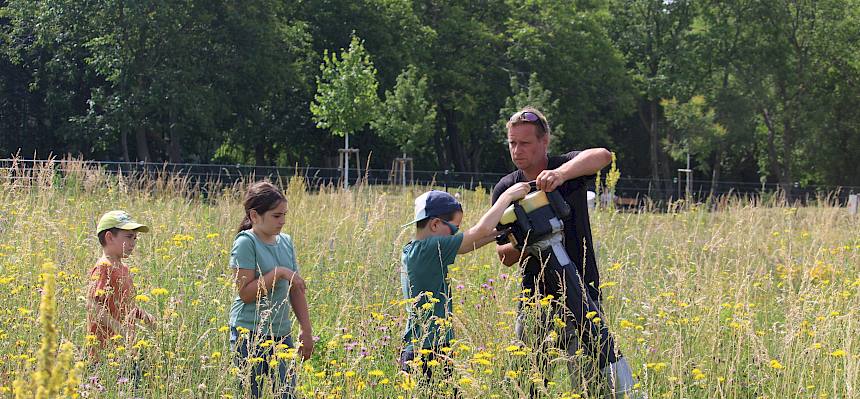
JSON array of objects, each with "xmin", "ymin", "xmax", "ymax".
[{"xmin": 593, "ymin": 148, "xmax": 612, "ymax": 168}]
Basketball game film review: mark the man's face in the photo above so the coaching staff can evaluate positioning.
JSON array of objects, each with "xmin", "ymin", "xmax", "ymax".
[{"xmin": 507, "ymin": 123, "xmax": 549, "ymax": 172}]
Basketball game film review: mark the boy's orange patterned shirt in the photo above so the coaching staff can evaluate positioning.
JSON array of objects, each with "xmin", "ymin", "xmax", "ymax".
[{"xmin": 86, "ymin": 259, "xmax": 136, "ymax": 343}]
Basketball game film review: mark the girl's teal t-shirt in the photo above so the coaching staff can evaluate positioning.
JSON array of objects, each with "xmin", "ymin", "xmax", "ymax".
[{"xmin": 229, "ymin": 230, "xmax": 298, "ymax": 338}]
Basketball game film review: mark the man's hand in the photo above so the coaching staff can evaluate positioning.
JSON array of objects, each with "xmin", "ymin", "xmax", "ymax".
[
  {"xmin": 297, "ymin": 329, "xmax": 314, "ymax": 360},
  {"xmin": 496, "ymin": 242, "xmax": 522, "ymax": 267},
  {"xmin": 535, "ymin": 168, "xmax": 564, "ymax": 192}
]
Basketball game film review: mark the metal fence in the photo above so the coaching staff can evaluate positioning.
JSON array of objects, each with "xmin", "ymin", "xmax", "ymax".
[{"xmin": 2, "ymin": 158, "xmax": 858, "ymax": 204}]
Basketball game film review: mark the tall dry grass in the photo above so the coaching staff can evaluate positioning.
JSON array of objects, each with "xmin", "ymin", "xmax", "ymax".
[{"xmin": 0, "ymin": 160, "xmax": 856, "ymax": 398}]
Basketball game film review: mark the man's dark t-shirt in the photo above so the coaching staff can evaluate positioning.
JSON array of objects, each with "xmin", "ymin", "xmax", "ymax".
[{"xmin": 491, "ymin": 151, "xmax": 601, "ymax": 303}]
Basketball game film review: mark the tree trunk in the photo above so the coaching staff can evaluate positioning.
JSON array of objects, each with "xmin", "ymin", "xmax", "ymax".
[
  {"xmin": 781, "ymin": 105, "xmax": 795, "ymax": 201},
  {"xmin": 659, "ymin": 117, "xmax": 673, "ymax": 199},
  {"xmin": 760, "ymin": 107, "xmax": 785, "ymax": 195},
  {"xmin": 120, "ymin": 130, "xmax": 130, "ymax": 161},
  {"xmin": 444, "ymin": 109, "xmax": 466, "ymax": 172},
  {"xmin": 710, "ymin": 144, "xmax": 723, "ymax": 199},
  {"xmin": 466, "ymin": 124, "xmax": 484, "ymax": 173},
  {"xmin": 135, "ymin": 126, "xmax": 150, "ymax": 161},
  {"xmin": 470, "ymin": 136, "xmax": 482, "ymax": 174},
  {"xmin": 640, "ymin": 99, "xmax": 664, "ymax": 200},
  {"xmin": 433, "ymin": 127, "xmax": 447, "ymax": 170},
  {"xmin": 254, "ymin": 142, "xmax": 266, "ymax": 166},
  {"xmin": 167, "ymin": 109, "xmax": 181, "ymax": 163},
  {"xmin": 168, "ymin": 128, "xmax": 181, "ymax": 163}
]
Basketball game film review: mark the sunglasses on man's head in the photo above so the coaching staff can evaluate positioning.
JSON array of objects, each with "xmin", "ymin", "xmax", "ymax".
[{"xmin": 511, "ymin": 111, "xmax": 547, "ymax": 133}]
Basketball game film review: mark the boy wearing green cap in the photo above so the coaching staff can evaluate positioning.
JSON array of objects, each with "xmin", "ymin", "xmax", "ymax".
[{"xmin": 86, "ymin": 210, "xmax": 155, "ymax": 361}]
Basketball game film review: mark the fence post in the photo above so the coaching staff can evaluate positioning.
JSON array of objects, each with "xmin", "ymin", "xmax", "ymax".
[{"xmin": 849, "ymin": 194, "xmax": 859, "ymax": 215}]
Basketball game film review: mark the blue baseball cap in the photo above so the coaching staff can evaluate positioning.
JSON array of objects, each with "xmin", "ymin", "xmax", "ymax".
[{"xmin": 404, "ymin": 190, "xmax": 463, "ymax": 227}]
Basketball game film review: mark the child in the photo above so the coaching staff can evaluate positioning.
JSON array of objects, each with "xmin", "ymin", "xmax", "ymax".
[
  {"xmin": 229, "ymin": 181, "xmax": 313, "ymax": 399},
  {"xmin": 399, "ymin": 185, "xmax": 530, "ymax": 385},
  {"xmin": 86, "ymin": 210, "xmax": 156, "ymax": 362}
]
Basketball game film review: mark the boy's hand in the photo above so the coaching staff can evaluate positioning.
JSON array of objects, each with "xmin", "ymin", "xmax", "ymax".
[
  {"xmin": 297, "ymin": 329, "xmax": 314, "ymax": 360},
  {"xmin": 501, "ymin": 182, "xmax": 531, "ymax": 203},
  {"xmin": 128, "ymin": 308, "xmax": 156, "ymax": 327},
  {"xmin": 139, "ymin": 309, "xmax": 156, "ymax": 326}
]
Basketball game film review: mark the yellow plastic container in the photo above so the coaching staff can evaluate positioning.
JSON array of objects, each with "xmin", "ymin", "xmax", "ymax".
[{"xmin": 499, "ymin": 190, "xmax": 549, "ymax": 225}]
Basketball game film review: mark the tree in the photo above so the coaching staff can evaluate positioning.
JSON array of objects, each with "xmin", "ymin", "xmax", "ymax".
[
  {"xmin": 310, "ymin": 34, "xmax": 380, "ymax": 187},
  {"xmin": 810, "ymin": 1, "xmax": 860, "ymax": 187},
  {"xmin": 215, "ymin": 0, "xmax": 316, "ymax": 166},
  {"xmin": 724, "ymin": 0, "xmax": 860, "ymax": 195},
  {"xmin": 662, "ymin": 95, "xmax": 727, "ymax": 195},
  {"xmin": 80, "ymin": 0, "xmax": 221, "ymax": 162},
  {"xmin": 505, "ymin": 0, "xmax": 633, "ymax": 152},
  {"xmin": 1, "ymin": 0, "xmax": 109, "ymax": 158},
  {"xmin": 610, "ymin": 0, "xmax": 698, "ymax": 200},
  {"xmin": 496, "ymin": 73, "xmax": 563, "ymax": 152},
  {"xmin": 372, "ymin": 65, "xmax": 436, "ymax": 165},
  {"xmin": 413, "ymin": 0, "xmax": 510, "ymax": 172},
  {"xmin": 692, "ymin": 0, "xmax": 760, "ymax": 187}
]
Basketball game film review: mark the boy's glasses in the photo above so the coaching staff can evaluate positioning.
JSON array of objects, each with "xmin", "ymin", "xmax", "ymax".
[
  {"xmin": 511, "ymin": 111, "xmax": 547, "ymax": 134},
  {"xmin": 437, "ymin": 218, "xmax": 459, "ymax": 235}
]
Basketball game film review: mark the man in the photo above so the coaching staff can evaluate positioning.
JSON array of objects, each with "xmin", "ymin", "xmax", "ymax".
[{"xmin": 492, "ymin": 107, "xmax": 642, "ymax": 398}]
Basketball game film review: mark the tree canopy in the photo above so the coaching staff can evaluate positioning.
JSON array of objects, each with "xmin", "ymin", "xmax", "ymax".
[{"xmin": 2, "ymin": 0, "xmax": 859, "ymax": 193}]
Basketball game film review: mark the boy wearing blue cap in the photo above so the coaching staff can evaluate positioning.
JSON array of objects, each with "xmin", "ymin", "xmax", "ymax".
[{"xmin": 399, "ymin": 184, "xmax": 529, "ymax": 386}]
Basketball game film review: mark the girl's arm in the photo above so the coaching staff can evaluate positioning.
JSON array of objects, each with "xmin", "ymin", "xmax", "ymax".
[
  {"xmin": 289, "ymin": 284, "xmax": 314, "ymax": 360},
  {"xmin": 234, "ymin": 267, "xmax": 295, "ymax": 304}
]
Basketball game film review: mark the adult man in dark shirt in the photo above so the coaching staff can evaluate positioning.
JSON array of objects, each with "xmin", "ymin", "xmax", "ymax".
[{"xmin": 492, "ymin": 107, "xmax": 642, "ymax": 398}]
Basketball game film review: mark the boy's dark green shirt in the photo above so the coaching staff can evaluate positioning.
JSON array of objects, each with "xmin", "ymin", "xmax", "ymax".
[{"xmin": 400, "ymin": 233, "xmax": 464, "ymax": 350}]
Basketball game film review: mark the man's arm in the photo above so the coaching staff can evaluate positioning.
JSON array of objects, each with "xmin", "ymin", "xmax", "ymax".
[{"xmin": 535, "ymin": 148, "xmax": 611, "ymax": 192}]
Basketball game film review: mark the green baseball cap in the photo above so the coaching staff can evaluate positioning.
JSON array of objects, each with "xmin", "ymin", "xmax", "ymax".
[{"xmin": 97, "ymin": 210, "xmax": 150, "ymax": 234}]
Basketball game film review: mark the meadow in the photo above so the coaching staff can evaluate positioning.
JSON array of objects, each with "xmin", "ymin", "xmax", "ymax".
[{"xmin": 0, "ymin": 161, "xmax": 857, "ymax": 398}]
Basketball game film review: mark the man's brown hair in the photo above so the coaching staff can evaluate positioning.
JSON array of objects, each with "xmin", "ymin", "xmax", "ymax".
[{"xmin": 506, "ymin": 107, "xmax": 551, "ymax": 138}]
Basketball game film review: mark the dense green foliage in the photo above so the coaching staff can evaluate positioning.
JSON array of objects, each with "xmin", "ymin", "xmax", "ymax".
[{"xmin": 2, "ymin": 0, "xmax": 859, "ymax": 189}]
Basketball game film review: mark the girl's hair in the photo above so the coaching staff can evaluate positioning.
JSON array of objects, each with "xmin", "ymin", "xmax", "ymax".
[{"xmin": 237, "ymin": 181, "xmax": 287, "ymax": 232}]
